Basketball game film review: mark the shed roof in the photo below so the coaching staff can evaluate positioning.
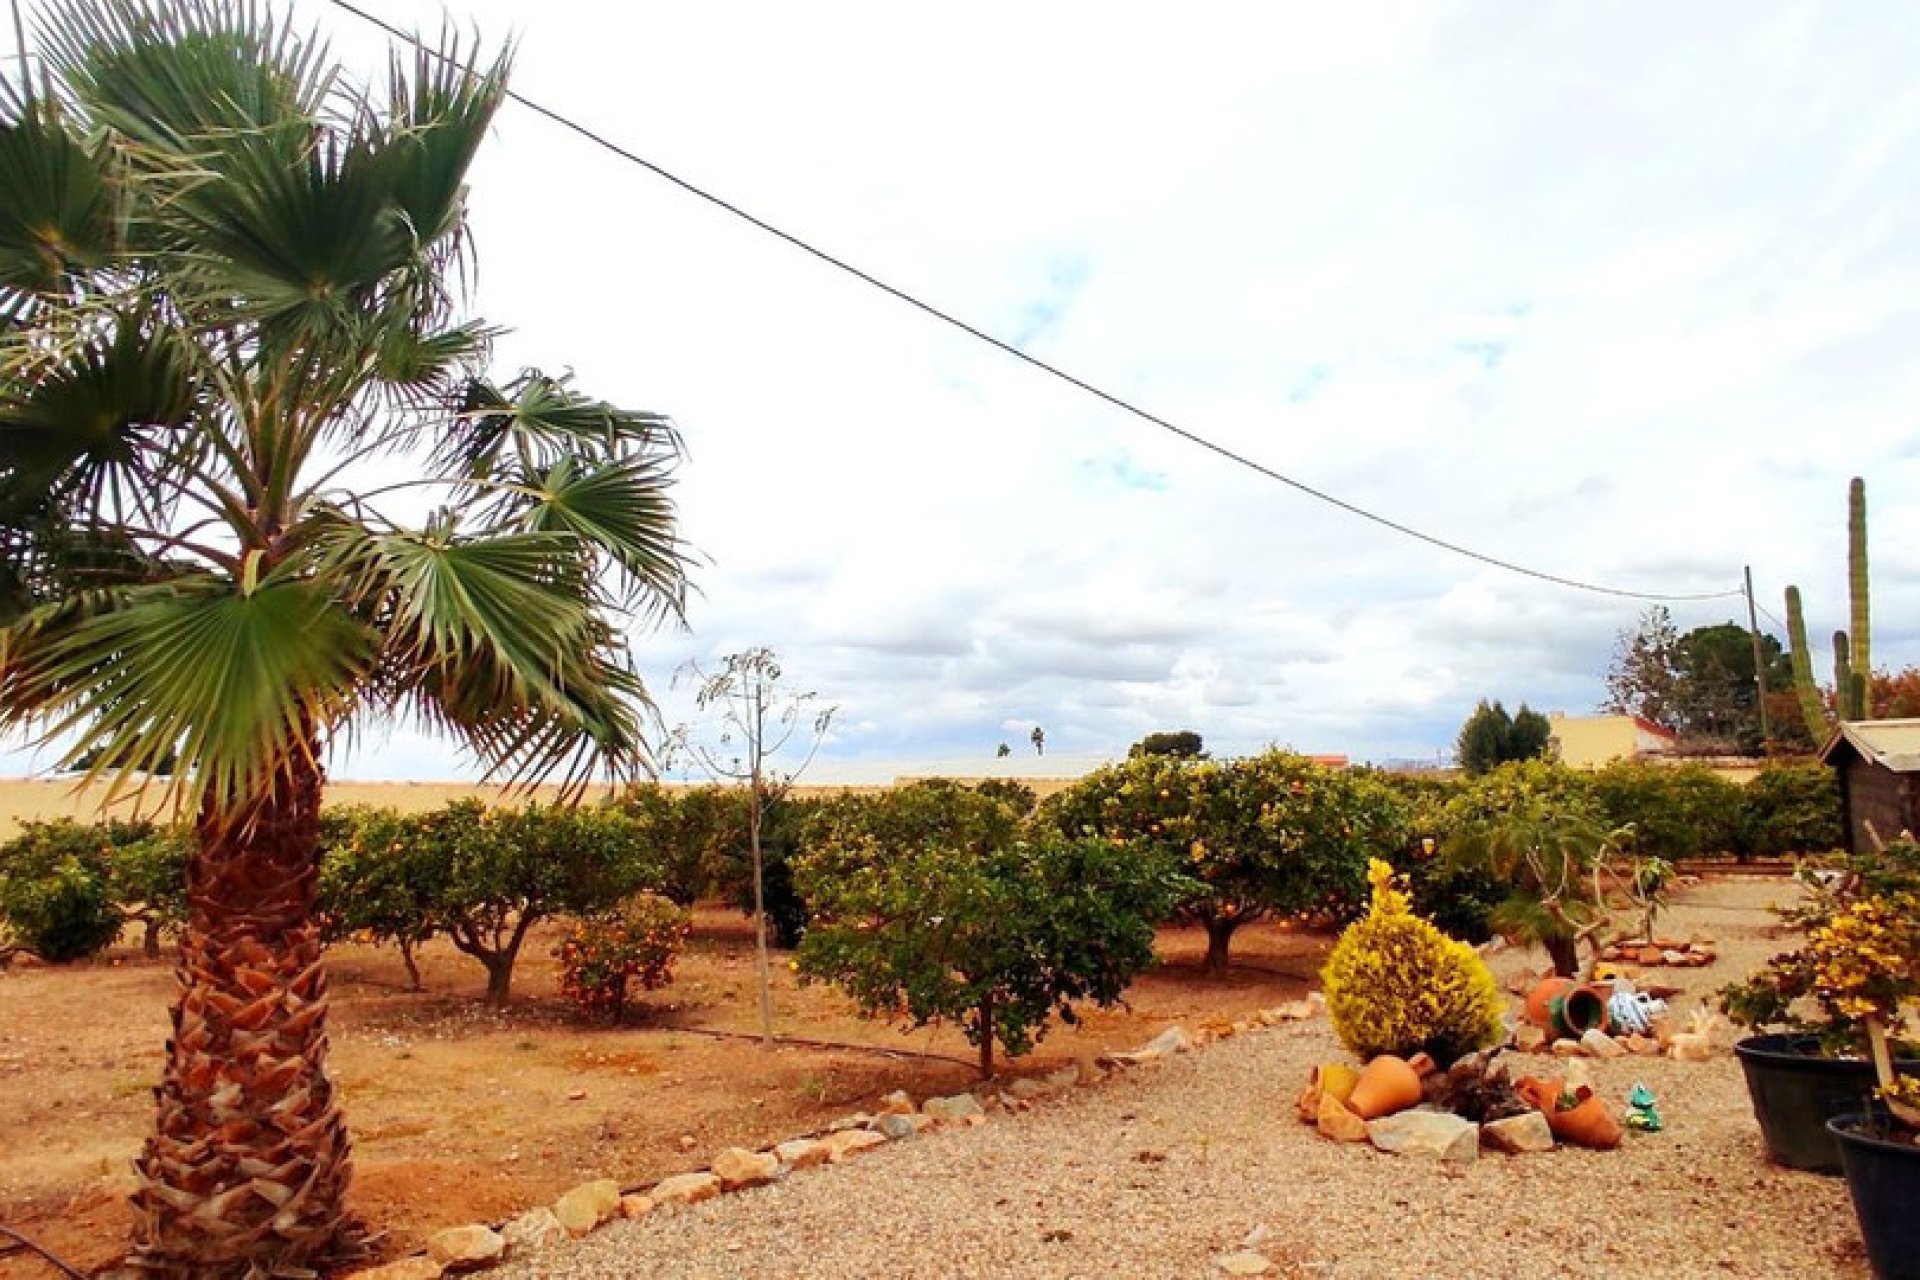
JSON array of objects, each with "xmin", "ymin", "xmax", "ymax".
[{"xmin": 1819, "ymin": 719, "xmax": 1920, "ymax": 773}]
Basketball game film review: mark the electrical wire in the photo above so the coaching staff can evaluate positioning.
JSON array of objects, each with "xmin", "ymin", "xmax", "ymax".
[{"xmin": 327, "ymin": 0, "xmax": 1743, "ymax": 605}]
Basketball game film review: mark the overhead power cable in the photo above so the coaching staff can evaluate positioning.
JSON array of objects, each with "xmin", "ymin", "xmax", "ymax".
[{"xmin": 328, "ymin": 0, "xmax": 1742, "ymax": 605}]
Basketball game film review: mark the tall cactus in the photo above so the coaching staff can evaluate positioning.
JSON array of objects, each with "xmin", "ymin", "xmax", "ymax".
[
  {"xmin": 1784, "ymin": 477, "xmax": 1873, "ymax": 740},
  {"xmin": 1849, "ymin": 477, "xmax": 1870, "ymax": 684}
]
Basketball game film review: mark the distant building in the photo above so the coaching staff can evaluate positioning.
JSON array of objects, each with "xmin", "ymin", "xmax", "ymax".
[
  {"xmin": 1819, "ymin": 719, "xmax": 1920, "ymax": 854},
  {"xmin": 1546, "ymin": 712, "xmax": 1678, "ymax": 770}
]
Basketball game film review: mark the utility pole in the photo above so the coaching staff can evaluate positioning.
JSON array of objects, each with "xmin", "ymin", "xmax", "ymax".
[{"xmin": 1744, "ymin": 565, "xmax": 1772, "ymax": 751}]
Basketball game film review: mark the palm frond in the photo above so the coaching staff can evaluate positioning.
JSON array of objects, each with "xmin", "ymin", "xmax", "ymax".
[
  {"xmin": 43, "ymin": 0, "xmax": 332, "ymax": 160},
  {"xmin": 0, "ymin": 86, "xmax": 117, "ymax": 306},
  {"xmin": 0, "ymin": 572, "xmax": 374, "ymax": 809},
  {"xmin": 439, "ymin": 371, "xmax": 679, "ymax": 479},
  {"xmin": 379, "ymin": 27, "xmax": 509, "ymax": 254},
  {"xmin": 314, "ymin": 521, "xmax": 654, "ymax": 786},
  {"xmin": 0, "ymin": 308, "xmax": 198, "ymax": 526},
  {"xmin": 518, "ymin": 454, "xmax": 687, "ymax": 622}
]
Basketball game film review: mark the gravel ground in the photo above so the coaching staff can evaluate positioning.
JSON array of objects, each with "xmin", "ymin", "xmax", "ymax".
[{"xmin": 490, "ymin": 877, "xmax": 1870, "ymax": 1280}]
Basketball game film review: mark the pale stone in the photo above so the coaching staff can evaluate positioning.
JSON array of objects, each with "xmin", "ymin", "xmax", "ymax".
[
  {"xmin": 962, "ymin": 1112, "xmax": 989, "ymax": 1128},
  {"xmin": 1214, "ymin": 1251, "xmax": 1274, "ymax": 1276},
  {"xmin": 823, "ymin": 1129, "xmax": 888, "ymax": 1161},
  {"xmin": 1582, "ymin": 1028, "xmax": 1628, "ymax": 1059},
  {"xmin": 349, "ymin": 1261, "xmax": 443, "ymax": 1280},
  {"xmin": 868, "ymin": 1112, "xmax": 918, "ymax": 1140},
  {"xmin": 1046, "ymin": 1064, "xmax": 1082, "ymax": 1089},
  {"xmin": 1669, "ymin": 1032, "xmax": 1712, "ymax": 1062},
  {"xmin": 1316, "ymin": 1091, "xmax": 1370, "ymax": 1143},
  {"xmin": 553, "ymin": 1179, "xmax": 621, "ymax": 1236},
  {"xmin": 1482, "ymin": 1111, "xmax": 1555, "ymax": 1154},
  {"xmin": 877, "ymin": 1089, "xmax": 915, "ymax": 1115},
  {"xmin": 1660, "ymin": 949, "xmax": 1687, "ymax": 966},
  {"xmin": 825, "ymin": 1112, "xmax": 872, "ymax": 1131},
  {"xmin": 924, "ymin": 1093, "xmax": 986, "ymax": 1122},
  {"xmin": 775, "ymin": 1138, "xmax": 832, "ymax": 1170},
  {"xmin": 712, "ymin": 1146, "xmax": 781, "ymax": 1190},
  {"xmin": 427, "ymin": 1224, "xmax": 504, "ymax": 1268},
  {"xmin": 1141, "ymin": 1025, "xmax": 1196, "ymax": 1055},
  {"xmin": 1007, "ymin": 1077, "xmax": 1049, "ymax": 1101},
  {"xmin": 1512, "ymin": 1024, "xmax": 1549, "ymax": 1054},
  {"xmin": 1551, "ymin": 1038, "xmax": 1588, "ymax": 1058},
  {"xmin": 651, "ymin": 1171, "xmax": 722, "ymax": 1206},
  {"xmin": 1306, "ymin": 991, "xmax": 1327, "ymax": 1014},
  {"xmin": 1367, "ymin": 1110, "xmax": 1479, "ymax": 1162},
  {"xmin": 619, "ymin": 1194, "xmax": 654, "ymax": 1220},
  {"xmin": 1562, "ymin": 1058, "xmax": 1595, "ymax": 1093},
  {"xmin": 1295, "ymin": 1082, "xmax": 1322, "ymax": 1125},
  {"xmin": 1242, "ymin": 1224, "xmax": 1279, "ymax": 1252},
  {"xmin": 1626, "ymin": 1033, "xmax": 1661, "ymax": 1056},
  {"xmin": 500, "ymin": 1206, "xmax": 566, "ymax": 1253}
]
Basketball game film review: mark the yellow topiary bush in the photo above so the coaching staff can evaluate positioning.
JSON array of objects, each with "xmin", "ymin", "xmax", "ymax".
[{"xmin": 1322, "ymin": 858, "xmax": 1506, "ymax": 1062}]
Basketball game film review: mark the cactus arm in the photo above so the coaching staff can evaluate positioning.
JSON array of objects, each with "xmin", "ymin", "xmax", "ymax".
[
  {"xmin": 1849, "ymin": 477, "xmax": 1871, "ymax": 688},
  {"xmin": 1786, "ymin": 586, "xmax": 1830, "ymax": 740},
  {"xmin": 1834, "ymin": 630, "xmax": 1858, "ymax": 721}
]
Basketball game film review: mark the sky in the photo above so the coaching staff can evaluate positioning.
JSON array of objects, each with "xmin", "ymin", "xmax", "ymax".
[{"xmin": 9, "ymin": 1, "xmax": 1920, "ymax": 783}]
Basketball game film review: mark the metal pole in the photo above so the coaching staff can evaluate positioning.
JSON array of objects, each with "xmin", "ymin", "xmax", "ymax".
[{"xmin": 1745, "ymin": 565, "xmax": 1772, "ymax": 750}]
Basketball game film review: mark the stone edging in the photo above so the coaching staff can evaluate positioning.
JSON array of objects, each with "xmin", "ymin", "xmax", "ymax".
[{"xmin": 345, "ymin": 994, "xmax": 1329, "ymax": 1278}]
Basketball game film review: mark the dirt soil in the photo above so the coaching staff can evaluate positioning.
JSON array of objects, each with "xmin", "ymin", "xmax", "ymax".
[{"xmin": 0, "ymin": 906, "xmax": 1331, "ymax": 1277}]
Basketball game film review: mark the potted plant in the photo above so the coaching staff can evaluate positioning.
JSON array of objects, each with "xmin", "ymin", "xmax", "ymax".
[
  {"xmin": 1807, "ymin": 886, "xmax": 1920, "ymax": 1279},
  {"xmin": 1720, "ymin": 840, "xmax": 1920, "ymax": 1176}
]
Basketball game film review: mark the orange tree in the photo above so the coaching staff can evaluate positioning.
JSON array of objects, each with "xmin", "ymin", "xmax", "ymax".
[
  {"xmin": 0, "ymin": 3, "xmax": 686, "ymax": 1273},
  {"xmin": 1043, "ymin": 751, "xmax": 1407, "ymax": 974},
  {"xmin": 792, "ymin": 781, "xmax": 1188, "ymax": 1077}
]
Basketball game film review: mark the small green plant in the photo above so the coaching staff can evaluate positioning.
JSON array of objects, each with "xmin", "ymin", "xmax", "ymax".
[
  {"xmin": 1321, "ymin": 859, "xmax": 1506, "ymax": 1062},
  {"xmin": 555, "ymin": 893, "xmax": 690, "ymax": 1023}
]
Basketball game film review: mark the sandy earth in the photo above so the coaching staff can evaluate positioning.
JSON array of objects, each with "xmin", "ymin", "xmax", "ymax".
[{"xmin": 0, "ymin": 906, "xmax": 1330, "ymax": 1277}]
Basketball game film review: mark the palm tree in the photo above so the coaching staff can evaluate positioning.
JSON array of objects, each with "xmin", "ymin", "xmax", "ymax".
[{"xmin": 0, "ymin": 2, "xmax": 687, "ymax": 1274}]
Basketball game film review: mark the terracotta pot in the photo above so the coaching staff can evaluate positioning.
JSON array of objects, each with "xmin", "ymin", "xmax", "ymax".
[
  {"xmin": 1547, "ymin": 1086, "xmax": 1624, "ymax": 1149},
  {"xmin": 1516, "ymin": 1075, "xmax": 1623, "ymax": 1149},
  {"xmin": 1525, "ymin": 978, "xmax": 1577, "ymax": 1030},
  {"xmin": 1524, "ymin": 977, "xmax": 1612, "ymax": 1038},
  {"xmin": 1348, "ymin": 1054, "xmax": 1423, "ymax": 1120}
]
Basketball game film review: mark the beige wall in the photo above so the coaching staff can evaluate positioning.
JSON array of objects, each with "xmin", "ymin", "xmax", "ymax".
[{"xmin": 1547, "ymin": 714, "xmax": 1677, "ymax": 770}]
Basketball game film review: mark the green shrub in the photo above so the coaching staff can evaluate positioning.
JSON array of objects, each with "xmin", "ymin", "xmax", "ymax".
[
  {"xmin": 796, "ymin": 829, "xmax": 1188, "ymax": 1077},
  {"xmin": 1321, "ymin": 859, "xmax": 1506, "ymax": 1062},
  {"xmin": 0, "ymin": 821, "xmax": 125, "ymax": 962},
  {"xmin": 555, "ymin": 892, "xmax": 690, "ymax": 1022},
  {"xmin": 1588, "ymin": 760, "xmax": 1744, "ymax": 862},
  {"xmin": 1740, "ymin": 763, "xmax": 1843, "ymax": 857}
]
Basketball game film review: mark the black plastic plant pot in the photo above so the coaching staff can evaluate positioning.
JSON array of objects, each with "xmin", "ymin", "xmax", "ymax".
[
  {"xmin": 1829, "ymin": 1113, "xmax": 1920, "ymax": 1280},
  {"xmin": 1733, "ymin": 1033, "xmax": 1910, "ymax": 1174}
]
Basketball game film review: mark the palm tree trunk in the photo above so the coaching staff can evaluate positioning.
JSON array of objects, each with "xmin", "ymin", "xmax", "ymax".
[{"xmin": 130, "ymin": 752, "xmax": 361, "ymax": 1277}]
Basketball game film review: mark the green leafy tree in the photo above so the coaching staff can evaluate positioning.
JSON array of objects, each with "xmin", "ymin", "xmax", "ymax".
[
  {"xmin": 1455, "ymin": 699, "xmax": 1552, "ymax": 774},
  {"xmin": 1043, "ymin": 751, "xmax": 1404, "ymax": 974},
  {"xmin": 1436, "ymin": 761, "xmax": 1607, "ymax": 976},
  {"xmin": 316, "ymin": 806, "xmax": 447, "ymax": 991},
  {"xmin": 1604, "ymin": 609, "xmax": 1794, "ymax": 752},
  {"xmin": 0, "ymin": 6, "xmax": 688, "ymax": 1270},
  {"xmin": 554, "ymin": 891, "xmax": 690, "ymax": 1023},
  {"xmin": 103, "ymin": 822, "xmax": 191, "ymax": 958},
  {"xmin": 1129, "ymin": 730, "xmax": 1205, "ymax": 759},
  {"xmin": 420, "ymin": 801, "xmax": 662, "ymax": 1004},
  {"xmin": 795, "ymin": 816, "xmax": 1187, "ymax": 1077},
  {"xmin": 0, "ymin": 819, "xmax": 125, "ymax": 961}
]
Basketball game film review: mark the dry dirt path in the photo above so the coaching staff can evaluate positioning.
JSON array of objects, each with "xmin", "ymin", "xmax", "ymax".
[{"xmin": 492, "ymin": 876, "xmax": 1870, "ymax": 1280}]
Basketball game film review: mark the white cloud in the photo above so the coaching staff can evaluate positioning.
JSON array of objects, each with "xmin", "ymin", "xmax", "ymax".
[{"xmin": 9, "ymin": 0, "xmax": 1920, "ymax": 784}]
